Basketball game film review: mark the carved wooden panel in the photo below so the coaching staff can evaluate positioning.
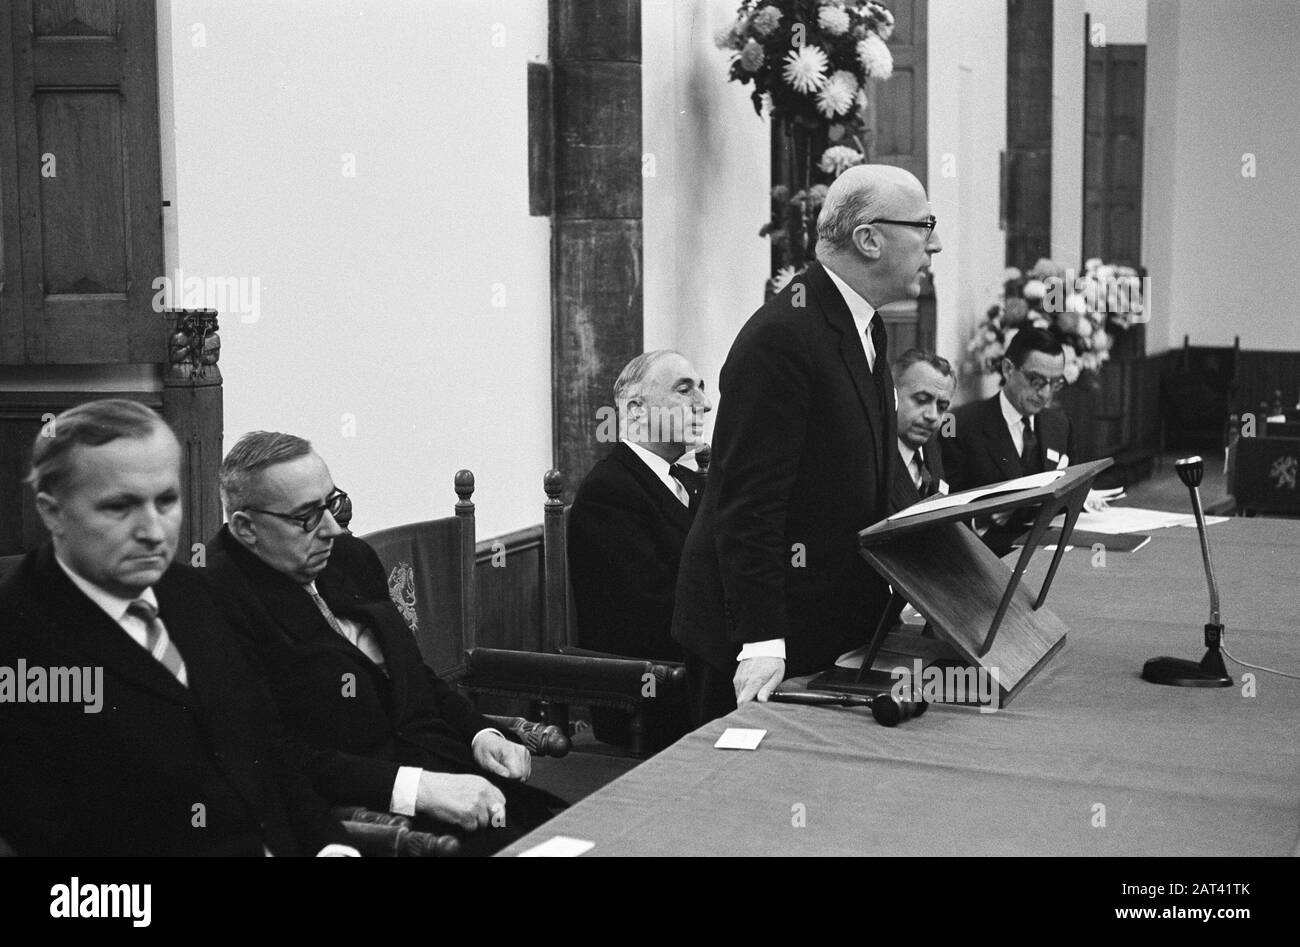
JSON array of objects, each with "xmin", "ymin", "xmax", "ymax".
[{"xmin": 1083, "ymin": 42, "xmax": 1145, "ymax": 266}]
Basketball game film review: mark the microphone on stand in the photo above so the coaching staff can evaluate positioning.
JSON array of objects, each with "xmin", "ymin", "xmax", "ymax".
[{"xmin": 1141, "ymin": 456, "xmax": 1233, "ymax": 687}]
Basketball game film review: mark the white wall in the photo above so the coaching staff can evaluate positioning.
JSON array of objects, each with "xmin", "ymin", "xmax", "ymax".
[
  {"xmin": 1143, "ymin": 0, "xmax": 1300, "ymax": 353},
  {"xmin": 927, "ymin": 0, "xmax": 1008, "ymax": 403},
  {"xmin": 163, "ymin": 0, "xmax": 551, "ymax": 538},
  {"xmin": 642, "ymin": 0, "xmax": 771, "ymax": 432}
]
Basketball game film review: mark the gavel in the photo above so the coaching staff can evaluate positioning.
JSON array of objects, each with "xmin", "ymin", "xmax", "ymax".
[{"xmin": 767, "ymin": 688, "xmax": 929, "ymax": 727}]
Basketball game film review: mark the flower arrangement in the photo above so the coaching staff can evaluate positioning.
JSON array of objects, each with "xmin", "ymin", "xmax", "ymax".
[
  {"xmin": 715, "ymin": 2, "xmax": 897, "ymax": 291},
  {"xmin": 966, "ymin": 258, "xmax": 1144, "ymax": 386},
  {"xmin": 715, "ymin": 1, "xmax": 896, "ymax": 132}
]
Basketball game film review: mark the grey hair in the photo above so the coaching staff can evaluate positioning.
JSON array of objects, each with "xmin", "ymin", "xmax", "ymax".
[
  {"xmin": 613, "ymin": 349, "xmax": 684, "ymax": 416},
  {"xmin": 26, "ymin": 398, "xmax": 174, "ymax": 497},
  {"xmin": 219, "ymin": 431, "xmax": 314, "ymax": 513},
  {"xmin": 892, "ymin": 349, "xmax": 955, "ymax": 384},
  {"xmin": 816, "ymin": 164, "xmax": 920, "ymax": 254}
]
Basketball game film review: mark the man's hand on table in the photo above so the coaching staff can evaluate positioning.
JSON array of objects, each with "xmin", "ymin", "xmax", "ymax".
[{"xmin": 734, "ymin": 656, "xmax": 786, "ymax": 704}]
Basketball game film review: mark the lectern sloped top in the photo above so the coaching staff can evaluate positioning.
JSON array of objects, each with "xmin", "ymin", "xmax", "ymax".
[{"xmin": 855, "ymin": 459, "xmax": 1113, "ymax": 706}]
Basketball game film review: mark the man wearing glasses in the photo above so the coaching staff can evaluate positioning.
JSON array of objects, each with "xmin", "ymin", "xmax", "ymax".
[
  {"xmin": 202, "ymin": 431, "xmax": 561, "ymax": 855},
  {"xmin": 673, "ymin": 164, "xmax": 942, "ymax": 724},
  {"xmin": 940, "ymin": 326, "xmax": 1076, "ymax": 555}
]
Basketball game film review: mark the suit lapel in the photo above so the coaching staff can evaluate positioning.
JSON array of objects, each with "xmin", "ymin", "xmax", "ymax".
[
  {"xmin": 612, "ymin": 443, "xmax": 693, "ymax": 535},
  {"xmin": 35, "ymin": 548, "xmax": 190, "ymax": 707},
  {"xmin": 808, "ymin": 263, "xmax": 888, "ymax": 486}
]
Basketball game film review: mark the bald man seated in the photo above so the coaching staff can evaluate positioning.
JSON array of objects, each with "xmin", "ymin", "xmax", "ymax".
[
  {"xmin": 200, "ymin": 431, "xmax": 565, "ymax": 856},
  {"xmin": 567, "ymin": 350, "xmax": 711, "ymax": 750}
]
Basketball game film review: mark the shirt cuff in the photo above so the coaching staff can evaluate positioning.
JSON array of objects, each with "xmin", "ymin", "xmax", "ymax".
[
  {"xmin": 389, "ymin": 766, "xmax": 423, "ymax": 817},
  {"xmin": 737, "ymin": 638, "xmax": 786, "ymax": 661},
  {"xmin": 316, "ymin": 844, "xmax": 361, "ymax": 857}
]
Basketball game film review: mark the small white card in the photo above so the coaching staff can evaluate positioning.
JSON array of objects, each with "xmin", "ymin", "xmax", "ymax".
[
  {"xmin": 937, "ymin": 478, "xmax": 950, "ymax": 496},
  {"xmin": 714, "ymin": 727, "xmax": 767, "ymax": 750},
  {"xmin": 517, "ymin": 835, "xmax": 595, "ymax": 857}
]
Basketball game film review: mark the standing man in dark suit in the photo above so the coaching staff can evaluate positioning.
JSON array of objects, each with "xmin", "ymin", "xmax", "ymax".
[
  {"xmin": 890, "ymin": 349, "xmax": 955, "ymax": 511},
  {"xmin": 202, "ymin": 432, "xmax": 563, "ymax": 856},
  {"xmin": 567, "ymin": 350, "xmax": 710, "ymax": 747},
  {"xmin": 0, "ymin": 400, "xmax": 352, "ymax": 857},
  {"xmin": 672, "ymin": 165, "xmax": 943, "ymax": 724},
  {"xmin": 940, "ymin": 327, "xmax": 1075, "ymax": 555}
]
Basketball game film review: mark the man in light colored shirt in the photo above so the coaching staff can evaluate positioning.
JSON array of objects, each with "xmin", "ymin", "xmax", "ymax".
[
  {"xmin": 673, "ymin": 164, "xmax": 943, "ymax": 724},
  {"xmin": 0, "ymin": 399, "xmax": 354, "ymax": 857},
  {"xmin": 203, "ymin": 431, "xmax": 563, "ymax": 856},
  {"xmin": 891, "ymin": 349, "xmax": 955, "ymax": 509},
  {"xmin": 568, "ymin": 350, "xmax": 711, "ymax": 750}
]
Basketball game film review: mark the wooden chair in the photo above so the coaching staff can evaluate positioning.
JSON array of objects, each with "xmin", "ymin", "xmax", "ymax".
[
  {"xmin": 360, "ymin": 471, "xmax": 570, "ymax": 759},
  {"xmin": 461, "ymin": 469, "xmax": 690, "ymax": 758},
  {"xmin": 1229, "ymin": 436, "xmax": 1300, "ymax": 517},
  {"xmin": 1160, "ymin": 335, "xmax": 1240, "ymax": 454}
]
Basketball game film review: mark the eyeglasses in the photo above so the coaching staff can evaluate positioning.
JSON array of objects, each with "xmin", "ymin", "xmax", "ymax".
[
  {"xmin": 1015, "ymin": 367, "xmax": 1067, "ymax": 394},
  {"xmin": 865, "ymin": 214, "xmax": 937, "ymax": 241},
  {"xmin": 245, "ymin": 488, "xmax": 349, "ymax": 533}
]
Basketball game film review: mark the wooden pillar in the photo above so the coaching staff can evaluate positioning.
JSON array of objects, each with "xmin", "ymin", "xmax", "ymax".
[
  {"xmin": 548, "ymin": 0, "xmax": 642, "ymax": 498},
  {"xmin": 162, "ymin": 310, "xmax": 223, "ymax": 560}
]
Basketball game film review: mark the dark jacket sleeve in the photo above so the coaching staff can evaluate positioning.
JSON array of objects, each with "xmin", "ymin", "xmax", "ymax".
[
  {"xmin": 712, "ymin": 318, "xmax": 814, "ymax": 646},
  {"xmin": 568, "ymin": 479, "xmax": 680, "ymax": 660},
  {"xmin": 349, "ymin": 538, "xmax": 497, "ymax": 746}
]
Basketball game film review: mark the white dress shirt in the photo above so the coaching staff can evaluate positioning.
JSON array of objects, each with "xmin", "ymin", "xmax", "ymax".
[
  {"xmin": 897, "ymin": 440, "xmax": 924, "ymax": 490},
  {"xmin": 623, "ymin": 439, "xmax": 692, "ymax": 507},
  {"xmin": 999, "ymin": 389, "xmax": 1033, "ymax": 457},
  {"xmin": 738, "ymin": 266, "xmax": 890, "ymax": 665}
]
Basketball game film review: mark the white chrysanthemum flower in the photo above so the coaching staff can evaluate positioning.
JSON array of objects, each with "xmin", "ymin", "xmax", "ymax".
[
  {"xmin": 816, "ymin": 73, "xmax": 856, "ymax": 117},
  {"xmin": 1022, "ymin": 279, "xmax": 1047, "ymax": 302},
  {"xmin": 856, "ymin": 87, "xmax": 869, "ymax": 110},
  {"xmin": 856, "ymin": 34, "xmax": 893, "ymax": 79},
  {"xmin": 819, "ymin": 144, "xmax": 864, "ymax": 176},
  {"xmin": 869, "ymin": 3, "xmax": 895, "ymax": 41},
  {"xmin": 782, "ymin": 44, "xmax": 830, "ymax": 93},
  {"xmin": 829, "ymin": 69, "xmax": 859, "ymax": 95},
  {"xmin": 713, "ymin": 23, "xmax": 739, "ymax": 50},
  {"xmin": 770, "ymin": 265, "xmax": 800, "ymax": 294},
  {"xmin": 739, "ymin": 38, "xmax": 764, "ymax": 72},
  {"xmin": 753, "ymin": 5, "xmax": 783, "ymax": 37},
  {"xmin": 818, "ymin": 5, "xmax": 851, "ymax": 35}
]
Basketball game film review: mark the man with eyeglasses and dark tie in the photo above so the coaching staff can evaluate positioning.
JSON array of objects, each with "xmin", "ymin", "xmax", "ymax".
[
  {"xmin": 940, "ymin": 326, "xmax": 1076, "ymax": 555},
  {"xmin": 673, "ymin": 164, "xmax": 943, "ymax": 724},
  {"xmin": 201, "ymin": 431, "xmax": 562, "ymax": 855},
  {"xmin": 0, "ymin": 400, "xmax": 354, "ymax": 856}
]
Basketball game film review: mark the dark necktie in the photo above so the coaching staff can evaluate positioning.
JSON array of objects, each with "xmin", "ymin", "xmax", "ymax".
[
  {"xmin": 126, "ymin": 599, "xmax": 188, "ymax": 686},
  {"xmin": 1020, "ymin": 416, "xmax": 1043, "ymax": 474},
  {"xmin": 669, "ymin": 463, "xmax": 705, "ymax": 510},
  {"xmin": 869, "ymin": 314, "xmax": 890, "ymax": 394},
  {"xmin": 915, "ymin": 450, "xmax": 934, "ymax": 497}
]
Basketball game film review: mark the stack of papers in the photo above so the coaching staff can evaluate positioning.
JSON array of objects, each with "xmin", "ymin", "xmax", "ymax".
[{"xmin": 1049, "ymin": 507, "xmax": 1230, "ymax": 534}]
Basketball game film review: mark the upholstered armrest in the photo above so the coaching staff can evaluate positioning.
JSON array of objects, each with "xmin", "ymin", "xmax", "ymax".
[
  {"xmin": 339, "ymin": 819, "xmax": 461, "ymax": 857},
  {"xmin": 484, "ymin": 714, "xmax": 571, "ymax": 758},
  {"xmin": 464, "ymin": 647, "xmax": 685, "ymax": 710},
  {"xmin": 556, "ymin": 646, "xmax": 686, "ymax": 685}
]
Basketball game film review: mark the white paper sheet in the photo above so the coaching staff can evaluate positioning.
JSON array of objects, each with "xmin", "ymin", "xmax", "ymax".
[
  {"xmin": 888, "ymin": 469, "xmax": 1066, "ymax": 520},
  {"xmin": 714, "ymin": 728, "xmax": 767, "ymax": 750},
  {"xmin": 516, "ymin": 835, "xmax": 596, "ymax": 857}
]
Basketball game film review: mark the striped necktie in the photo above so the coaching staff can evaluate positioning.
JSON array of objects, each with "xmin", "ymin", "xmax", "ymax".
[
  {"xmin": 307, "ymin": 585, "xmax": 389, "ymax": 676},
  {"xmin": 126, "ymin": 599, "xmax": 188, "ymax": 686}
]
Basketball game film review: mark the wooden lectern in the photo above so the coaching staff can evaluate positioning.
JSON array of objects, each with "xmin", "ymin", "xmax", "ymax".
[{"xmin": 810, "ymin": 459, "xmax": 1113, "ymax": 707}]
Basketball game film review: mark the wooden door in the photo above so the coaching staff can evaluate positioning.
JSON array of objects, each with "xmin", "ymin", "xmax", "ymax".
[{"xmin": 1083, "ymin": 42, "xmax": 1145, "ymax": 266}]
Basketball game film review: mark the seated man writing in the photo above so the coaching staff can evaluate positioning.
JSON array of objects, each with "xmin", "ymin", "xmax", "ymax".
[
  {"xmin": 567, "ymin": 350, "xmax": 711, "ymax": 749},
  {"xmin": 0, "ymin": 400, "xmax": 353, "ymax": 857},
  {"xmin": 202, "ymin": 431, "xmax": 564, "ymax": 856}
]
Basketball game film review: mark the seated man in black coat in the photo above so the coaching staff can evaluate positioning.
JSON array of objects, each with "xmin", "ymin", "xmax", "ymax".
[
  {"xmin": 567, "ymin": 350, "xmax": 711, "ymax": 749},
  {"xmin": 202, "ymin": 431, "xmax": 563, "ymax": 856},
  {"xmin": 940, "ymin": 327, "xmax": 1075, "ymax": 555},
  {"xmin": 890, "ymin": 349, "xmax": 954, "ymax": 511},
  {"xmin": 0, "ymin": 400, "xmax": 352, "ymax": 857}
]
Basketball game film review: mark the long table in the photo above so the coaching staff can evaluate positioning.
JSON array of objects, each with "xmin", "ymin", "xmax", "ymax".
[{"xmin": 501, "ymin": 519, "xmax": 1300, "ymax": 856}]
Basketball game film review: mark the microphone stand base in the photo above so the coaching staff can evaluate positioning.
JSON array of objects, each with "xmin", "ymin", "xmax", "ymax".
[{"xmin": 1141, "ymin": 652, "xmax": 1233, "ymax": 688}]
